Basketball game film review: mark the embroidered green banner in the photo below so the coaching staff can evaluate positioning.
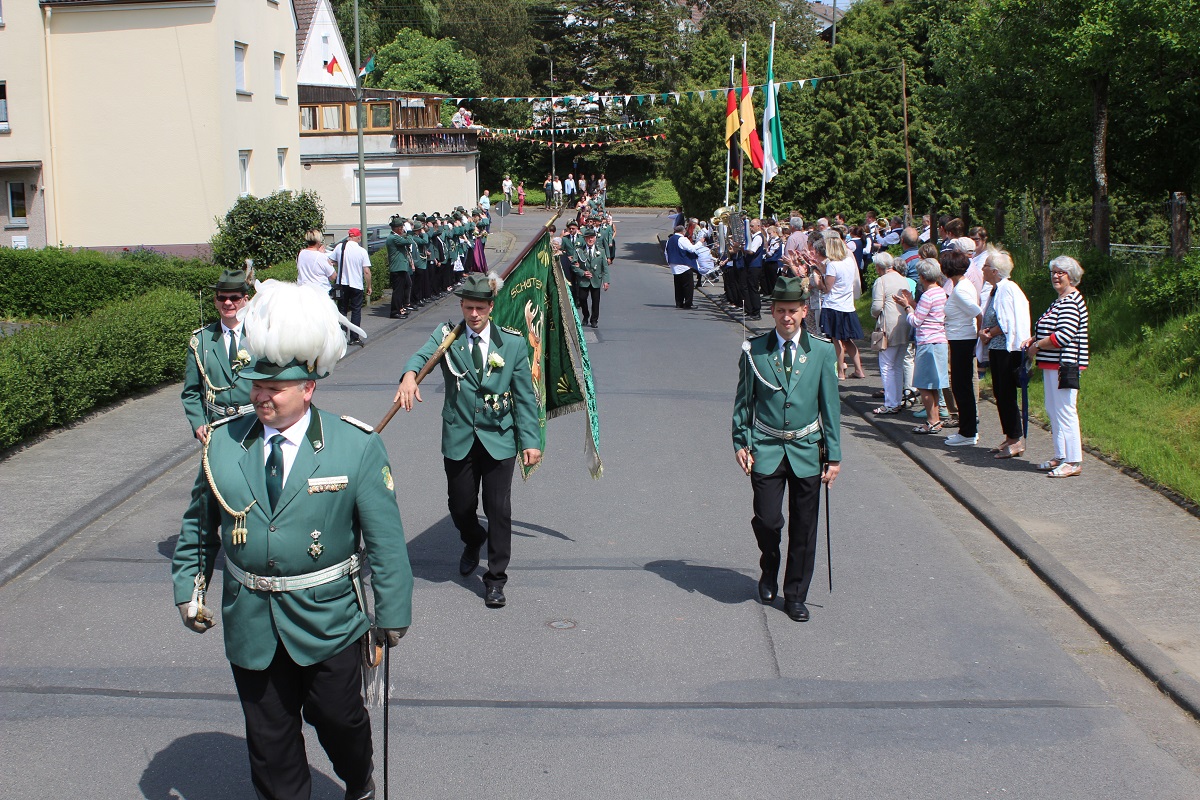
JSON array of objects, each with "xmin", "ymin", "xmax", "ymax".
[{"xmin": 491, "ymin": 231, "xmax": 602, "ymax": 479}]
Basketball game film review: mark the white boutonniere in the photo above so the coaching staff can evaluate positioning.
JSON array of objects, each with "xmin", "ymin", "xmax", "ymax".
[
  {"xmin": 233, "ymin": 349, "xmax": 252, "ymax": 370},
  {"xmin": 486, "ymin": 352, "xmax": 505, "ymax": 374}
]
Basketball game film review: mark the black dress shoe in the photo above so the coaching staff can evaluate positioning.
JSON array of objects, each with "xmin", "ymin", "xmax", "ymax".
[
  {"xmin": 484, "ymin": 586, "xmax": 506, "ymax": 608},
  {"xmin": 458, "ymin": 544, "xmax": 481, "ymax": 576},
  {"xmin": 784, "ymin": 600, "xmax": 810, "ymax": 622},
  {"xmin": 345, "ymin": 777, "xmax": 375, "ymax": 800},
  {"xmin": 757, "ymin": 579, "xmax": 777, "ymax": 604}
]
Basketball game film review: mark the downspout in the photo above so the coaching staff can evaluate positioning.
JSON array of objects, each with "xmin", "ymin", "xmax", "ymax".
[{"xmin": 42, "ymin": 6, "xmax": 62, "ymax": 246}]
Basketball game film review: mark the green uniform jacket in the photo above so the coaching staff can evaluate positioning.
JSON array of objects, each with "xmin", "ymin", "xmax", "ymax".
[
  {"xmin": 413, "ymin": 229, "xmax": 430, "ymax": 270},
  {"xmin": 732, "ymin": 329, "xmax": 842, "ymax": 477},
  {"xmin": 574, "ymin": 245, "xmax": 610, "ymax": 288},
  {"xmin": 386, "ymin": 231, "xmax": 416, "ymax": 273},
  {"xmin": 171, "ymin": 408, "xmax": 413, "ymax": 670},
  {"xmin": 402, "ymin": 322, "xmax": 541, "ymax": 461},
  {"xmin": 598, "ymin": 225, "xmax": 616, "ymax": 260},
  {"xmin": 181, "ymin": 323, "xmax": 252, "ymax": 434},
  {"xmin": 560, "ymin": 233, "xmax": 583, "ymax": 269}
]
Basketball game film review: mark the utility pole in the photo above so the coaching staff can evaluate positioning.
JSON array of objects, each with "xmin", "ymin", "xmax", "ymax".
[
  {"xmin": 353, "ymin": 0, "xmax": 367, "ymax": 246},
  {"xmin": 543, "ymin": 44, "xmax": 556, "ymax": 197}
]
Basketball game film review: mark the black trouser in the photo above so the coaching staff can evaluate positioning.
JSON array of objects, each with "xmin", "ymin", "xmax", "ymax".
[
  {"xmin": 949, "ymin": 339, "xmax": 978, "ymax": 437},
  {"xmin": 734, "ymin": 268, "xmax": 760, "ymax": 316},
  {"xmin": 389, "ymin": 271, "xmax": 411, "ymax": 315},
  {"xmin": 231, "ymin": 642, "xmax": 372, "ymax": 800},
  {"xmin": 750, "ymin": 460, "xmax": 821, "ymax": 603},
  {"xmin": 761, "ymin": 261, "xmax": 779, "ymax": 295},
  {"xmin": 724, "ymin": 267, "xmax": 740, "ymax": 305},
  {"xmin": 577, "ymin": 285, "xmax": 601, "ymax": 324},
  {"xmin": 673, "ymin": 270, "xmax": 694, "ymax": 308},
  {"xmin": 337, "ymin": 286, "xmax": 364, "ymax": 341},
  {"xmin": 445, "ymin": 438, "xmax": 516, "ymax": 589},
  {"xmin": 413, "ymin": 268, "xmax": 428, "ymax": 303},
  {"xmin": 989, "ymin": 348, "xmax": 1024, "ymax": 439}
]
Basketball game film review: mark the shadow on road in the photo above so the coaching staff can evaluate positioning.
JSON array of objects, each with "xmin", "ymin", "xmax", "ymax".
[
  {"xmin": 138, "ymin": 731, "xmax": 343, "ymax": 799},
  {"xmin": 644, "ymin": 559, "xmax": 755, "ymax": 605}
]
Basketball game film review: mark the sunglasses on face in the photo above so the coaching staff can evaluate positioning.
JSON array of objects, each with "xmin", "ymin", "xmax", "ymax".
[{"xmin": 216, "ymin": 294, "xmax": 246, "ymax": 303}]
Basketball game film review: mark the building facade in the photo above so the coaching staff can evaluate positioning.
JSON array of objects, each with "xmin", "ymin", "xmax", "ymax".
[{"xmin": 1, "ymin": 0, "xmax": 300, "ymax": 253}]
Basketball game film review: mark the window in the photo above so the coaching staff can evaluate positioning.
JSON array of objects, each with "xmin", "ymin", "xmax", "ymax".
[
  {"xmin": 7, "ymin": 182, "xmax": 27, "ymax": 225},
  {"xmin": 274, "ymin": 52, "xmax": 285, "ymax": 98},
  {"xmin": 234, "ymin": 43, "xmax": 249, "ymax": 94},
  {"xmin": 238, "ymin": 150, "xmax": 251, "ymax": 196},
  {"xmin": 300, "ymin": 106, "xmax": 317, "ymax": 131},
  {"xmin": 320, "ymin": 105, "xmax": 342, "ymax": 130},
  {"xmin": 277, "ymin": 149, "xmax": 287, "ymax": 189},
  {"xmin": 347, "ymin": 102, "xmax": 393, "ymax": 132},
  {"xmin": 353, "ymin": 169, "xmax": 400, "ymax": 204},
  {"xmin": 0, "ymin": 82, "xmax": 8, "ymax": 132}
]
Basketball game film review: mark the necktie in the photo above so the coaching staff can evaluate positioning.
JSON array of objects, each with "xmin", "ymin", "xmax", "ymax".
[
  {"xmin": 266, "ymin": 435, "xmax": 285, "ymax": 510},
  {"xmin": 227, "ymin": 330, "xmax": 238, "ymax": 366},
  {"xmin": 471, "ymin": 335, "xmax": 484, "ymax": 379},
  {"xmin": 784, "ymin": 341, "xmax": 794, "ymax": 377}
]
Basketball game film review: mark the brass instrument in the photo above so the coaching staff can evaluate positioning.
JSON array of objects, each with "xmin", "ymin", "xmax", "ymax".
[{"xmin": 712, "ymin": 205, "xmax": 746, "ymax": 254}]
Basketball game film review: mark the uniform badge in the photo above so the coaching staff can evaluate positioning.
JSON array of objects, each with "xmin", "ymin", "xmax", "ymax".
[
  {"xmin": 382, "ymin": 466, "xmax": 394, "ymax": 491},
  {"xmin": 308, "ymin": 531, "xmax": 324, "ymax": 560}
]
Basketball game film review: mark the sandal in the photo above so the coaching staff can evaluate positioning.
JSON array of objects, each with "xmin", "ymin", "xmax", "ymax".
[
  {"xmin": 873, "ymin": 405, "xmax": 902, "ymax": 415},
  {"xmin": 943, "ymin": 416, "xmax": 959, "ymax": 428},
  {"xmin": 1037, "ymin": 459, "xmax": 1064, "ymax": 471},
  {"xmin": 872, "ymin": 390, "xmax": 886, "ymax": 399},
  {"xmin": 1047, "ymin": 463, "xmax": 1082, "ymax": 478},
  {"xmin": 912, "ymin": 422, "xmax": 944, "ymax": 434},
  {"xmin": 993, "ymin": 443, "xmax": 1025, "ymax": 459}
]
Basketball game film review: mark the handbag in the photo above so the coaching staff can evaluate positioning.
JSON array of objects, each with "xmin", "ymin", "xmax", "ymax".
[
  {"xmin": 1058, "ymin": 361, "xmax": 1080, "ymax": 389},
  {"xmin": 871, "ymin": 324, "xmax": 888, "ymax": 351}
]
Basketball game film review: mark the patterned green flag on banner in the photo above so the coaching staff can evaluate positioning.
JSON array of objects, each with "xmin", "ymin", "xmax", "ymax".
[{"xmin": 490, "ymin": 231, "xmax": 603, "ymax": 479}]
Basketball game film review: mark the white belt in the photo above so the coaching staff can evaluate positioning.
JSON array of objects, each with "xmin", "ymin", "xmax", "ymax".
[
  {"xmin": 754, "ymin": 418, "xmax": 821, "ymax": 441},
  {"xmin": 227, "ymin": 554, "xmax": 360, "ymax": 593},
  {"xmin": 207, "ymin": 401, "xmax": 255, "ymax": 418}
]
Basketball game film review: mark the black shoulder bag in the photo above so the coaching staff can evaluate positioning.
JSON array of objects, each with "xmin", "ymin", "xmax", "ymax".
[{"xmin": 1057, "ymin": 300, "xmax": 1081, "ymax": 390}]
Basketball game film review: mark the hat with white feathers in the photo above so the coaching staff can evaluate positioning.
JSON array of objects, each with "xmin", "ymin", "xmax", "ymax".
[{"xmin": 237, "ymin": 280, "xmax": 365, "ymax": 380}]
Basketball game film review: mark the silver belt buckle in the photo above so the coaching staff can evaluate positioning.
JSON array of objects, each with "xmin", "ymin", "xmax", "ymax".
[
  {"xmin": 226, "ymin": 406, "xmax": 237, "ymax": 416},
  {"xmin": 254, "ymin": 576, "xmax": 273, "ymax": 592},
  {"xmin": 782, "ymin": 430, "xmax": 795, "ymax": 440}
]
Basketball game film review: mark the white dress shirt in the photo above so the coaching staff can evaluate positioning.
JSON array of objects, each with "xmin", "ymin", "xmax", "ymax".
[
  {"xmin": 262, "ymin": 408, "xmax": 311, "ymax": 487},
  {"xmin": 467, "ymin": 327, "xmax": 490, "ymax": 364}
]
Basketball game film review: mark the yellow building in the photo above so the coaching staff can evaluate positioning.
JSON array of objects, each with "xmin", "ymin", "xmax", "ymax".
[{"xmin": 1, "ymin": 0, "xmax": 301, "ymax": 253}]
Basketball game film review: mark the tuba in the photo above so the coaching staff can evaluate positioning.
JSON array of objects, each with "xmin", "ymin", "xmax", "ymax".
[{"xmin": 712, "ymin": 205, "xmax": 746, "ymax": 253}]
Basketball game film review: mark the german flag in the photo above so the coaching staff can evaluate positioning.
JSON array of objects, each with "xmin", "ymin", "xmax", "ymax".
[{"xmin": 725, "ymin": 87, "xmax": 741, "ymax": 180}]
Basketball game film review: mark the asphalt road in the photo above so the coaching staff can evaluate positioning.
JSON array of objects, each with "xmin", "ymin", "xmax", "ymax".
[{"xmin": 2, "ymin": 210, "xmax": 1199, "ymax": 799}]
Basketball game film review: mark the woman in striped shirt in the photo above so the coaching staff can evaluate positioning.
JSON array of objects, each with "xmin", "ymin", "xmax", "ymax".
[
  {"xmin": 894, "ymin": 258, "xmax": 949, "ymax": 433},
  {"xmin": 1025, "ymin": 256, "xmax": 1090, "ymax": 478}
]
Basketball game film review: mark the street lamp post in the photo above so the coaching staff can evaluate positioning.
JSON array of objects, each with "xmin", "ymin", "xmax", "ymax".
[{"xmin": 542, "ymin": 44, "xmax": 556, "ymax": 200}]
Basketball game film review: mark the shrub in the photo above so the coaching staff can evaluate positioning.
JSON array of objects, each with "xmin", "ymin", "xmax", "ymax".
[
  {"xmin": 1130, "ymin": 252, "xmax": 1200, "ymax": 323},
  {"xmin": 0, "ymin": 248, "xmax": 222, "ymax": 320},
  {"xmin": 210, "ymin": 190, "xmax": 324, "ymax": 271},
  {"xmin": 0, "ymin": 289, "xmax": 199, "ymax": 450}
]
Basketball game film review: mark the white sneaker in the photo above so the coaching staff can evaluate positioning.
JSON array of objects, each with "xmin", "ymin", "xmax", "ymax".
[{"xmin": 944, "ymin": 433, "xmax": 978, "ymax": 446}]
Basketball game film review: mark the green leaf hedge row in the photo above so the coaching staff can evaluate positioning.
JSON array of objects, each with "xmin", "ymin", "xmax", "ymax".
[{"xmin": 0, "ymin": 288, "xmax": 200, "ymax": 450}]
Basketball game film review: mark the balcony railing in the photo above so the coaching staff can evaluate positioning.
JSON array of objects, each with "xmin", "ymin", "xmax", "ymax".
[{"xmin": 396, "ymin": 129, "xmax": 477, "ymax": 155}]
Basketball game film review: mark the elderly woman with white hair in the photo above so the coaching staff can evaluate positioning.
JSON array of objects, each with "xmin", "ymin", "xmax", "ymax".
[
  {"xmin": 1025, "ymin": 256, "xmax": 1089, "ymax": 477},
  {"xmin": 869, "ymin": 252, "xmax": 911, "ymax": 414},
  {"xmin": 979, "ymin": 247, "xmax": 1031, "ymax": 458},
  {"xmin": 894, "ymin": 258, "xmax": 949, "ymax": 432}
]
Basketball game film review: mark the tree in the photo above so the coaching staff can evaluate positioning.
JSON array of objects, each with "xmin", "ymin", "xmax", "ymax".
[
  {"xmin": 210, "ymin": 191, "xmax": 324, "ymax": 271},
  {"xmin": 371, "ymin": 28, "xmax": 482, "ymax": 96}
]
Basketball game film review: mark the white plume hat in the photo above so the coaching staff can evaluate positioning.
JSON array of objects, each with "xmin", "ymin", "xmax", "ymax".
[{"xmin": 237, "ymin": 280, "xmax": 365, "ymax": 380}]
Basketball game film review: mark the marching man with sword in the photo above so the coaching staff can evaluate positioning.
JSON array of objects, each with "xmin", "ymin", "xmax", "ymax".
[
  {"xmin": 172, "ymin": 279, "xmax": 412, "ymax": 800},
  {"xmin": 732, "ymin": 276, "xmax": 841, "ymax": 622}
]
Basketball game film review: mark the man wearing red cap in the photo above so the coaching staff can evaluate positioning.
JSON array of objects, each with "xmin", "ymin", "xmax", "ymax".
[{"xmin": 332, "ymin": 228, "xmax": 372, "ymax": 346}]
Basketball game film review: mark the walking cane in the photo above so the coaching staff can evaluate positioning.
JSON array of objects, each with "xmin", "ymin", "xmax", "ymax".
[
  {"xmin": 382, "ymin": 644, "xmax": 390, "ymax": 800},
  {"xmin": 825, "ymin": 480, "xmax": 832, "ymax": 593}
]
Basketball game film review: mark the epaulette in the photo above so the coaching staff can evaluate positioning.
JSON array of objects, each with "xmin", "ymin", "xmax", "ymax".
[
  {"xmin": 500, "ymin": 326, "xmax": 523, "ymax": 337},
  {"xmin": 192, "ymin": 325, "xmax": 207, "ymax": 335},
  {"xmin": 340, "ymin": 415, "xmax": 375, "ymax": 434}
]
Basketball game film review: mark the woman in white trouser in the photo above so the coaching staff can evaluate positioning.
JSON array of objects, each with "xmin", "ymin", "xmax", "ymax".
[
  {"xmin": 1025, "ymin": 256, "xmax": 1089, "ymax": 477},
  {"xmin": 869, "ymin": 253, "xmax": 911, "ymax": 413}
]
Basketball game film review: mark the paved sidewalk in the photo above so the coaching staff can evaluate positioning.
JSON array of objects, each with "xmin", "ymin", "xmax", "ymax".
[
  {"xmin": 697, "ymin": 281, "xmax": 1200, "ymax": 718},
  {"xmin": 0, "ymin": 222, "xmax": 529, "ymax": 585}
]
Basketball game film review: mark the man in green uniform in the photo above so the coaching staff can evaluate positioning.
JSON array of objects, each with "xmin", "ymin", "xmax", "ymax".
[
  {"xmin": 181, "ymin": 268, "xmax": 253, "ymax": 443},
  {"xmin": 573, "ymin": 227, "xmax": 610, "ymax": 328},
  {"xmin": 173, "ymin": 281, "xmax": 413, "ymax": 800},
  {"xmin": 393, "ymin": 274, "xmax": 541, "ymax": 608},
  {"xmin": 732, "ymin": 276, "xmax": 841, "ymax": 622},
  {"xmin": 386, "ymin": 216, "xmax": 416, "ymax": 318}
]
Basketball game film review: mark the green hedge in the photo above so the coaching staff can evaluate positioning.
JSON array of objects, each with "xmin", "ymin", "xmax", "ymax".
[
  {"xmin": 0, "ymin": 248, "xmax": 306, "ymax": 322},
  {"xmin": 0, "ymin": 288, "xmax": 199, "ymax": 450}
]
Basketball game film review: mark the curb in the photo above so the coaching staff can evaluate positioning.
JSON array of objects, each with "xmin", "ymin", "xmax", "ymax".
[
  {"xmin": 0, "ymin": 440, "xmax": 199, "ymax": 587},
  {"xmin": 842, "ymin": 391, "xmax": 1200, "ymax": 722}
]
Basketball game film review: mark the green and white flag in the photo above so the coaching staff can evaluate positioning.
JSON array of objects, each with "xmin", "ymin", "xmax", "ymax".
[{"xmin": 761, "ymin": 30, "xmax": 786, "ymax": 184}]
